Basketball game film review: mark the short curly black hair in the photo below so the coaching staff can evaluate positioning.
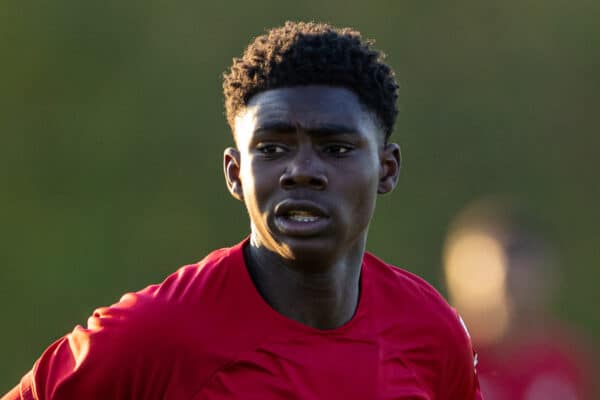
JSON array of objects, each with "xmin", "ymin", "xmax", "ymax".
[{"xmin": 223, "ymin": 21, "xmax": 399, "ymax": 140}]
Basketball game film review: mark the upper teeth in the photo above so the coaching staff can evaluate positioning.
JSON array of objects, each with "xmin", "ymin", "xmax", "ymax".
[{"xmin": 288, "ymin": 210, "xmax": 319, "ymax": 222}]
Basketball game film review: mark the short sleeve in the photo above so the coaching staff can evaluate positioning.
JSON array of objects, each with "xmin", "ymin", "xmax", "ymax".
[
  {"xmin": 441, "ymin": 312, "xmax": 483, "ymax": 399},
  {"xmin": 16, "ymin": 291, "xmax": 170, "ymax": 400}
]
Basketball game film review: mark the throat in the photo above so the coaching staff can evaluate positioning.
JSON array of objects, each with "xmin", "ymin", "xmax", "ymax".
[{"xmin": 243, "ymin": 242, "xmax": 362, "ymax": 330}]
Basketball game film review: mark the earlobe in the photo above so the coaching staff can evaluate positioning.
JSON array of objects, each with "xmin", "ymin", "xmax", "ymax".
[
  {"xmin": 378, "ymin": 143, "xmax": 401, "ymax": 194},
  {"xmin": 223, "ymin": 147, "xmax": 244, "ymax": 201}
]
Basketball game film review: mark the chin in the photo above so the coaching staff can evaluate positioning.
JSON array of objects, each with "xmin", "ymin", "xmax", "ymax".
[{"xmin": 277, "ymin": 235, "xmax": 359, "ymax": 267}]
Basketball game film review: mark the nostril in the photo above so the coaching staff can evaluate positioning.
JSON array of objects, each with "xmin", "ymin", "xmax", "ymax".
[
  {"xmin": 309, "ymin": 177, "xmax": 326, "ymax": 190},
  {"xmin": 279, "ymin": 173, "xmax": 327, "ymax": 190},
  {"xmin": 280, "ymin": 176, "xmax": 296, "ymax": 189}
]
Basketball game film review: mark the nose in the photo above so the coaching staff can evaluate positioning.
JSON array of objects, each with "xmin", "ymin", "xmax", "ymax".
[{"xmin": 279, "ymin": 148, "xmax": 328, "ymax": 190}]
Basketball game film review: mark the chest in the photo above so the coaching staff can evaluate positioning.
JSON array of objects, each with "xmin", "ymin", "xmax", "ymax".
[{"xmin": 189, "ymin": 336, "xmax": 431, "ymax": 400}]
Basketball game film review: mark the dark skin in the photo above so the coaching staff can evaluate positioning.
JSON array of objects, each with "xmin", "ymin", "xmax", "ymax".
[{"xmin": 224, "ymin": 85, "xmax": 401, "ymax": 330}]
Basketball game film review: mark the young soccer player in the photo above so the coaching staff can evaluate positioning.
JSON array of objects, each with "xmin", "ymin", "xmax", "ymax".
[
  {"xmin": 3, "ymin": 21, "xmax": 482, "ymax": 399},
  {"xmin": 443, "ymin": 197, "xmax": 597, "ymax": 399}
]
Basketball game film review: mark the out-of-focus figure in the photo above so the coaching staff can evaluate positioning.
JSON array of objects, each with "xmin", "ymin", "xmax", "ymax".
[{"xmin": 442, "ymin": 197, "xmax": 597, "ymax": 400}]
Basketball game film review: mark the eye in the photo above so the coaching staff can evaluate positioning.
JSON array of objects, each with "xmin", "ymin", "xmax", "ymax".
[
  {"xmin": 256, "ymin": 143, "xmax": 287, "ymax": 155},
  {"xmin": 323, "ymin": 144, "xmax": 353, "ymax": 155}
]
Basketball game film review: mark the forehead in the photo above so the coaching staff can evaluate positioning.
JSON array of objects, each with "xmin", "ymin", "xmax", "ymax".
[{"xmin": 234, "ymin": 86, "xmax": 380, "ymax": 140}]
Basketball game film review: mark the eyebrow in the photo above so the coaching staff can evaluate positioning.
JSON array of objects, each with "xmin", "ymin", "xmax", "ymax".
[{"xmin": 253, "ymin": 122, "xmax": 360, "ymax": 137}]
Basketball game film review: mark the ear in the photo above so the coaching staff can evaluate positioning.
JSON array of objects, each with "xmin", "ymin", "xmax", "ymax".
[
  {"xmin": 378, "ymin": 143, "xmax": 401, "ymax": 194},
  {"xmin": 224, "ymin": 147, "xmax": 244, "ymax": 201}
]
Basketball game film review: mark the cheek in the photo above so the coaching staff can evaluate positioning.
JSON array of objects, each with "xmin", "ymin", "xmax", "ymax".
[
  {"xmin": 340, "ymin": 164, "xmax": 379, "ymax": 213},
  {"xmin": 242, "ymin": 160, "xmax": 279, "ymax": 213},
  {"xmin": 346, "ymin": 156, "xmax": 380, "ymax": 191}
]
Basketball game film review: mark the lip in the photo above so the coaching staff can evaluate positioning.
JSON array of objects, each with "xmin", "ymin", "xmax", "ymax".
[
  {"xmin": 274, "ymin": 200, "xmax": 331, "ymax": 236},
  {"xmin": 275, "ymin": 200, "xmax": 329, "ymax": 218}
]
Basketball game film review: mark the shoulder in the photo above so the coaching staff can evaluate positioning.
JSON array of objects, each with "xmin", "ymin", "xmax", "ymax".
[
  {"xmin": 364, "ymin": 252, "xmax": 479, "ymax": 392},
  {"xmin": 365, "ymin": 250, "xmax": 471, "ymax": 341},
  {"xmin": 26, "ymin": 241, "xmax": 248, "ymax": 398},
  {"xmin": 93, "ymin": 240, "xmax": 246, "ymax": 332},
  {"xmin": 364, "ymin": 251, "xmax": 458, "ymax": 327},
  {"xmin": 133, "ymin": 241, "xmax": 243, "ymax": 305}
]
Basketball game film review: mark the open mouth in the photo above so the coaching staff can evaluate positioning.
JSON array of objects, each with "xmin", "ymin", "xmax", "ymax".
[
  {"xmin": 286, "ymin": 210, "xmax": 321, "ymax": 223},
  {"xmin": 274, "ymin": 201, "xmax": 330, "ymax": 235}
]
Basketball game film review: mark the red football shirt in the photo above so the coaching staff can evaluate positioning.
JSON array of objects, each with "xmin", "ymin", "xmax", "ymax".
[
  {"xmin": 5, "ymin": 239, "xmax": 482, "ymax": 399},
  {"xmin": 477, "ymin": 327, "xmax": 596, "ymax": 400}
]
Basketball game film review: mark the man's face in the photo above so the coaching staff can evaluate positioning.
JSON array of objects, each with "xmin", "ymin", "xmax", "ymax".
[{"xmin": 224, "ymin": 85, "xmax": 400, "ymax": 262}]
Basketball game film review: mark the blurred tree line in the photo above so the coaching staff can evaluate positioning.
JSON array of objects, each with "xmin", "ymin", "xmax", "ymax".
[{"xmin": 1, "ymin": 0, "xmax": 598, "ymax": 389}]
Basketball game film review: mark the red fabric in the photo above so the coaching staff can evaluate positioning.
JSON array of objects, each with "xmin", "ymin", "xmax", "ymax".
[
  {"xmin": 7, "ymin": 239, "xmax": 482, "ymax": 399},
  {"xmin": 477, "ymin": 328, "xmax": 596, "ymax": 400}
]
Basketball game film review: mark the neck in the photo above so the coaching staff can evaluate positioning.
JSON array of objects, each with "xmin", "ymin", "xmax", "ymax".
[{"xmin": 243, "ymin": 238, "xmax": 365, "ymax": 330}]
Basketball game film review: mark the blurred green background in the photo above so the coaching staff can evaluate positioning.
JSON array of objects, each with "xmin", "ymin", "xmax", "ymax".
[{"xmin": 1, "ymin": 0, "xmax": 598, "ymax": 390}]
